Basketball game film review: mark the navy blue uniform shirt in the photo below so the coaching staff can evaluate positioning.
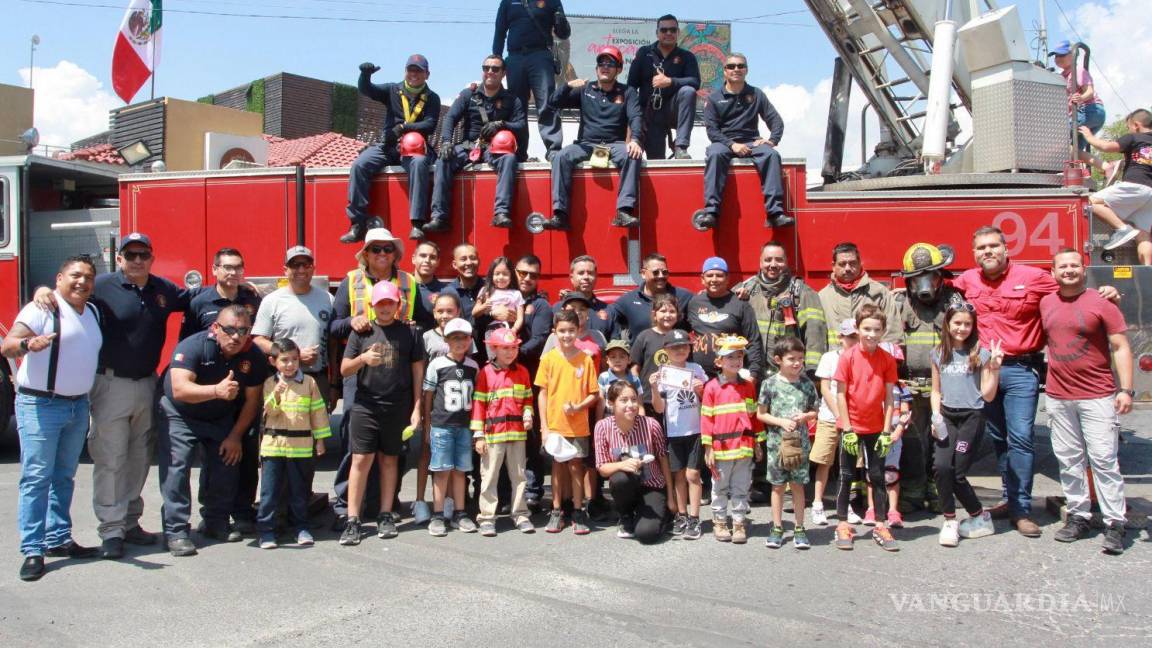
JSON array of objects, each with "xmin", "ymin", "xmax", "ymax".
[
  {"xmin": 703, "ymin": 84, "xmax": 784, "ymax": 147},
  {"xmin": 519, "ymin": 291, "xmax": 553, "ymax": 372},
  {"xmin": 358, "ymin": 76, "xmax": 442, "ymax": 147},
  {"xmin": 164, "ymin": 331, "xmax": 268, "ymax": 425},
  {"xmin": 550, "ymin": 81, "xmax": 644, "ymax": 146},
  {"xmin": 178, "ymin": 285, "xmax": 261, "ymax": 341},
  {"xmin": 626, "ymin": 44, "xmax": 701, "ymax": 107},
  {"xmin": 92, "ymin": 271, "xmax": 192, "ymax": 379},
  {"xmin": 443, "ymin": 277, "xmax": 487, "ymax": 326},
  {"xmin": 609, "ymin": 285, "xmax": 694, "ymax": 342},
  {"xmin": 439, "ymin": 88, "xmax": 527, "ymax": 144},
  {"xmin": 492, "ymin": 0, "xmax": 571, "ymax": 54}
]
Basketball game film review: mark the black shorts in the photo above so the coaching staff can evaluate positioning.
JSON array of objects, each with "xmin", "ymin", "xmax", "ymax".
[
  {"xmin": 348, "ymin": 402, "xmax": 407, "ymax": 456},
  {"xmin": 667, "ymin": 435, "xmax": 702, "ymax": 473}
]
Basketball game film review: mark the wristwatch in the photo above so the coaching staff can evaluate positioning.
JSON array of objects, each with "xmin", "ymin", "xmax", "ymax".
[
  {"xmin": 19, "ymin": 338, "xmax": 30, "ymax": 353},
  {"xmin": 1119, "ymin": 388, "xmax": 1135, "ymax": 397}
]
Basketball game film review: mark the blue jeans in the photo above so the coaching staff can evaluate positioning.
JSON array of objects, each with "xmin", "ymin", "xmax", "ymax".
[
  {"xmin": 982, "ymin": 362, "xmax": 1040, "ymax": 517},
  {"xmin": 1074, "ymin": 103, "xmax": 1106, "ymax": 152},
  {"xmin": 429, "ymin": 426, "xmax": 473, "ymax": 472},
  {"xmin": 16, "ymin": 394, "xmax": 90, "ymax": 556},
  {"xmin": 256, "ymin": 457, "xmax": 312, "ymax": 533}
]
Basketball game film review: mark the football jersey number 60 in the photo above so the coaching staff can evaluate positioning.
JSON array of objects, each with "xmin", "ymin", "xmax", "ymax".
[{"xmin": 442, "ymin": 380, "xmax": 474, "ymax": 413}]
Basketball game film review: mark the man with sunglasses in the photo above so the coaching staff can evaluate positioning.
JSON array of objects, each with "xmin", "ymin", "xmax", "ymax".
[
  {"xmin": 492, "ymin": 0, "xmax": 570, "ymax": 162},
  {"xmin": 514, "ymin": 255, "xmax": 552, "ymax": 508},
  {"xmin": 431, "ymin": 55, "xmax": 527, "ymax": 231},
  {"xmin": 343, "ymin": 54, "xmax": 442, "ymax": 244},
  {"xmin": 610, "ymin": 252, "xmax": 693, "ymax": 341},
  {"xmin": 542, "ymin": 45, "xmax": 644, "ymax": 231},
  {"xmin": 157, "ymin": 305, "xmax": 268, "ymax": 556},
  {"xmin": 626, "ymin": 14, "xmax": 700, "ymax": 160},
  {"xmin": 696, "ymin": 53, "xmax": 793, "ymax": 231}
]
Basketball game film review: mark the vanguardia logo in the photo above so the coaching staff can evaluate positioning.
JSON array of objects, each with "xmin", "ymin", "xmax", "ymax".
[{"xmin": 889, "ymin": 592, "xmax": 1127, "ymax": 614}]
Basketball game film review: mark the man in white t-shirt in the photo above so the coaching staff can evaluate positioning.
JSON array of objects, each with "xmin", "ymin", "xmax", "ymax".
[
  {"xmin": 809, "ymin": 318, "xmax": 859, "ymax": 526},
  {"xmin": 2, "ymin": 256, "xmax": 104, "ymax": 581}
]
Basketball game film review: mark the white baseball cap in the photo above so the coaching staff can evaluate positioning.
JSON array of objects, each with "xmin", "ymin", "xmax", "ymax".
[{"xmin": 444, "ymin": 318, "xmax": 473, "ymax": 338}]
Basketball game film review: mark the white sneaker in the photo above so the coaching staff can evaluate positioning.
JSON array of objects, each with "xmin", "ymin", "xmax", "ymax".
[
  {"xmin": 443, "ymin": 497, "xmax": 455, "ymax": 519},
  {"xmin": 811, "ymin": 505, "xmax": 829, "ymax": 526},
  {"xmin": 958, "ymin": 511, "xmax": 994, "ymax": 539},
  {"xmin": 847, "ymin": 509, "xmax": 863, "ymax": 525},
  {"xmin": 412, "ymin": 501, "xmax": 432, "ymax": 525},
  {"xmin": 939, "ymin": 519, "xmax": 960, "ymax": 547}
]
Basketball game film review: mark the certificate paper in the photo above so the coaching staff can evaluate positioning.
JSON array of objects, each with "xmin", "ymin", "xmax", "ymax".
[{"xmin": 658, "ymin": 365, "xmax": 694, "ymax": 391}]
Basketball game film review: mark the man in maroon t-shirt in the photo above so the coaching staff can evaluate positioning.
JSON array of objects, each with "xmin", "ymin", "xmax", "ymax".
[{"xmin": 1040, "ymin": 250, "xmax": 1132, "ymax": 555}]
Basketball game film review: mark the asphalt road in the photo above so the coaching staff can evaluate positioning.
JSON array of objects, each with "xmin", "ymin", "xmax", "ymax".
[{"xmin": 0, "ymin": 402, "xmax": 1149, "ymax": 647}]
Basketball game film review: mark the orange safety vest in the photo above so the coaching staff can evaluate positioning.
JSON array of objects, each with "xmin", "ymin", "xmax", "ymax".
[{"xmin": 347, "ymin": 268, "xmax": 417, "ymax": 323}]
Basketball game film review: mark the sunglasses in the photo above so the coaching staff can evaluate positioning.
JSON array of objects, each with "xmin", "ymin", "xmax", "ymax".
[
  {"xmin": 725, "ymin": 63, "xmax": 748, "ymax": 70},
  {"xmin": 596, "ymin": 61, "xmax": 619, "ymax": 69},
  {"xmin": 287, "ymin": 260, "xmax": 314, "ymax": 269},
  {"xmin": 215, "ymin": 263, "xmax": 244, "ymax": 273},
  {"xmin": 367, "ymin": 245, "xmax": 396, "ymax": 255},
  {"xmin": 122, "ymin": 251, "xmax": 153, "ymax": 262},
  {"xmin": 659, "ymin": 27, "xmax": 679, "ymax": 34},
  {"xmin": 516, "ymin": 269, "xmax": 540, "ymax": 279},
  {"xmin": 217, "ymin": 325, "xmax": 251, "ymax": 337},
  {"xmin": 648, "ymin": 269, "xmax": 669, "ymax": 277},
  {"xmin": 482, "ymin": 65, "xmax": 504, "ymax": 72},
  {"xmin": 947, "ymin": 301, "xmax": 976, "ymax": 313}
]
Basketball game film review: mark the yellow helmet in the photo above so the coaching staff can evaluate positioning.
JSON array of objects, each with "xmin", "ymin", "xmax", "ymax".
[
  {"xmin": 898, "ymin": 242, "xmax": 954, "ymax": 277},
  {"xmin": 716, "ymin": 335, "xmax": 749, "ymax": 357}
]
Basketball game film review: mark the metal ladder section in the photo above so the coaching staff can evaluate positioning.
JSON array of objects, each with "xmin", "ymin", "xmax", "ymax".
[{"xmin": 803, "ymin": 0, "xmax": 993, "ymax": 157}]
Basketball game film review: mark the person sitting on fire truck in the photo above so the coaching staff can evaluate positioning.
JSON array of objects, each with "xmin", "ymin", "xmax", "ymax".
[
  {"xmin": 694, "ymin": 53, "xmax": 793, "ymax": 231},
  {"xmin": 430, "ymin": 55, "xmax": 526, "ymax": 232},
  {"xmin": 626, "ymin": 14, "xmax": 700, "ymax": 160},
  {"xmin": 540, "ymin": 45, "xmax": 645, "ymax": 232},
  {"xmin": 343, "ymin": 54, "xmax": 442, "ymax": 245}
]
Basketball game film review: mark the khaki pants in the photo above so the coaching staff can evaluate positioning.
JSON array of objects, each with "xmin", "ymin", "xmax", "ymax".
[
  {"xmin": 88, "ymin": 373, "xmax": 157, "ymax": 540},
  {"xmin": 477, "ymin": 440, "xmax": 529, "ymax": 524},
  {"xmin": 1047, "ymin": 396, "xmax": 1127, "ymax": 526}
]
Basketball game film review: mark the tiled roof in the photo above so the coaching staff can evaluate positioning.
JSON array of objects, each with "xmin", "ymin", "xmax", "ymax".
[
  {"xmin": 56, "ymin": 143, "xmax": 126, "ymax": 165},
  {"xmin": 265, "ymin": 132, "xmax": 367, "ymax": 168}
]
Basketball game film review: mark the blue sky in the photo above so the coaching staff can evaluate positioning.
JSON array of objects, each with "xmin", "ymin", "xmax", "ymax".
[{"xmin": 4, "ymin": 0, "xmax": 1146, "ymax": 164}]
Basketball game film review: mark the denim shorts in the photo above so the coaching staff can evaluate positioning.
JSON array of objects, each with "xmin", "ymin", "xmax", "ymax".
[{"xmin": 429, "ymin": 426, "xmax": 473, "ymax": 472}]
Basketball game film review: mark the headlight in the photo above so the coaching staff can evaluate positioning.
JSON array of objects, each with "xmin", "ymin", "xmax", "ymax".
[{"xmin": 184, "ymin": 269, "xmax": 203, "ymax": 290}]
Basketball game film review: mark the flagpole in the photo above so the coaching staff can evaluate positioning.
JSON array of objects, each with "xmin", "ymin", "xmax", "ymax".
[{"xmin": 149, "ymin": 30, "xmax": 156, "ymax": 100}]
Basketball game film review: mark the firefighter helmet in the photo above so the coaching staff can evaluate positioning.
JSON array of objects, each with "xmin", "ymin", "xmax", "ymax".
[
  {"xmin": 488, "ymin": 130, "xmax": 517, "ymax": 156},
  {"xmin": 399, "ymin": 131, "xmax": 427, "ymax": 157},
  {"xmin": 596, "ymin": 46, "xmax": 624, "ymax": 68},
  {"xmin": 897, "ymin": 242, "xmax": 954, "ymax": 277}
]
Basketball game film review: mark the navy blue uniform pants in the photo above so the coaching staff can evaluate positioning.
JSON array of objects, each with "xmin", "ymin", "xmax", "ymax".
[
  {"xmin": 551, "ymin": 141, "xmax": 640, "ymax": 215},
  {"xmin": 703, "ymin": 142, "xmax": 784, "ymax": 218},
  {"xmin": 156, "ymin": 398, "xmax": 238, "ymax": 539},
  {"xmin": 346, "ymin": 144, "xmax": 434, "ymax": 226},
  {"xmin": 257, "ymin": 457, "xmax": 312, "ymax": 533},
  {"xmin": 432, "ymin": 145, "xmax": 518, "ymax": 221},
  {"xmin": 506, "ymin": 49, "xmax": 562, "ymax": 160},
  {"xmin": 644, "ymin": 85, "xmax": 697, "ymax": 160}
]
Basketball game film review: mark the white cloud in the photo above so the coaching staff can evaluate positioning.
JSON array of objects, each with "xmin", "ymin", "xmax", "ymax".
[
  {"xmin": 764, "ymin": 78, "xmax": 877, "ymax": 180},
  {"xmin": 1068, "ymin": 0, "xmax": 1151, "ymax": 117},
  {"xmin": 17, "ymin": 61, "xmax": 118, "ymax": 150}
]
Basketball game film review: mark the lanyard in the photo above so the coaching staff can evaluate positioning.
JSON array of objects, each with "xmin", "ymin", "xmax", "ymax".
[{"xmin": 400, "ymin": 91, "xmax": 427, "ymax": 124}]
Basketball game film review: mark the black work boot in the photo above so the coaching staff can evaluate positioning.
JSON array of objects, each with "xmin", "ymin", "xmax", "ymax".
[{"xmin": 339, "ymin": 219, "xmax": 368, "ymax": 244}]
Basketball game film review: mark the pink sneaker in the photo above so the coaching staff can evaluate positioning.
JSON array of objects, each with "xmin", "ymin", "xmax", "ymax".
[
  {"xmin": 887, "ymin": 509, "xmax": 904, "ymax": 528},
  {"xmin": 863, "ymin": 508, "xmax": 876, "ymax": 526}
]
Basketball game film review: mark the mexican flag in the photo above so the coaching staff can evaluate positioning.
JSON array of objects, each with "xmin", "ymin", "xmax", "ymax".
[{"xmin": 112, "ymin": 0, "xmax": 162, "ymax": 104}]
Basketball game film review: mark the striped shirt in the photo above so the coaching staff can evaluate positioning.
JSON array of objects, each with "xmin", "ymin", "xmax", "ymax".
[
  {"xmin": 470, "ymin": 363, "xmax": 533, "ymax": 443},
  {"xmin": 261, "ymin": 373, "xmax": 331, "ymax": 459},
  {"xmin": 593, "ymin": 415, "xmax": 667, "ymax": 489},
  {"xmin": 700, "ymin": 377, "xmax": 763, "ymax": 461}
]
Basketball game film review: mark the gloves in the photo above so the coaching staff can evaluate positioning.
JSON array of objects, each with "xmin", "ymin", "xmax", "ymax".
[
  {"xmin": 876, "ymin": 433, "xmax": 894, "ymax": 458},
  {"xmin": 841, "ymin": 430, "xmax": 859, "ymax": 457},
  {"xmin": 392, "ymin": 123, "xmax": 407, "ymax": 138},
  {"xmin": 931, "ymin": 412, "xmax": 948, "ymax": 441},
  {"xmin": 360, "ymin": 62, "xmax": 380, "ymax": 74},
  {"xmin": 779, "ymin": 432, "xmax": 804, "ymax": 470},
  {"xmin": 480, "ymin": 121, "xmax": 505, "ymax": 139}
]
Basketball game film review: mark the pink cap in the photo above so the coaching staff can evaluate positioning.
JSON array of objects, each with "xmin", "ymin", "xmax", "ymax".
[{"xmin": 371, "ymin": 281, "xmax": 402, "ymax": 304}]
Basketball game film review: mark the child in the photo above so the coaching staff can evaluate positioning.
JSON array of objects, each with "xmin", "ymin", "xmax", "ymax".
[
  {"xmin": 597, "ymin": 339, "xmax": 644, "ymax": 420},
  {"xmin": 756, "ymin": 336, "xmax": 819, "ymax": 549},
  {"xmin": 1079, "ymin": 109, "xmax": 1152, "ymax": 260},
  {"xmin": 701, "ymin": 335, "xmax": 762, "ymax": 544},
  {"xmin": 257, "ymin": 339, "xmax": 330, "ymax": 549},
  {"xmin": 471, "ymin": 328, "xmax": 536, "ymax": 536},
  {"xmin": 422, "ymin": 318, "xmax": 480, "ymax": 536},
  {"xmin": 649, "ymin": 328, "xmax": 707, "ymax": 540},
  {"xmin": 542, "ymin": 294, "xmax": 607, "ymax": 371},
  {"xmin": 833, "ymin": 304, "xmax": 900, "ymax": 552},
  {"xmin": 630, "ymin": 293, "xmax": 681, "ymax": 412},
  {"xmin": 474, "ymin": 256, "xmax": 525, "ymax": 333},
  {"xmin": 810, "ymin": 319, "xmax": 858, "ymax": 526},
  {"xmin": 864, "ymin": 374, "xmax": 911, "ymax": 529},
  {"xmin": 339, "ymin": 281, "xmax": 425, "ymax": 546},
  {"xmin": 931, "ymin": 302, "xmax": 1003, "ymax": 547},
  {"xmin": 536, "ymin": 309, "xmax": 599, "ymax": 535}
]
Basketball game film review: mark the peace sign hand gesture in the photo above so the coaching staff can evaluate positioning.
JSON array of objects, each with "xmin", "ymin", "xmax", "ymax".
[{"xmin": 987, "ymin": 339, "xmax": 1005, "ymax": 370}]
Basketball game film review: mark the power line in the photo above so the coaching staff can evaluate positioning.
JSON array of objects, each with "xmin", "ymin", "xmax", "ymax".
[
  {"xmin": 1050, "ymin": 0, "xmax": 1131, "ymax": 113},
  {"xmin": 18, "ymin": 0, "xmax": 493, "ymax": 23}
]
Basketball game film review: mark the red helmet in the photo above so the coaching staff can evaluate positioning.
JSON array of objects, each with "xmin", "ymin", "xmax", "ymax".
[
  {"xmin": 399, "ymin": 131, "xmax": 426, "ymax": 157},
  {"xmin": 596, "ymin": 46, "xmax": 623, "ymax": 68},
  {"xmin": 488, "ymin": 130, "xmax": 518, "ymax": 156}
]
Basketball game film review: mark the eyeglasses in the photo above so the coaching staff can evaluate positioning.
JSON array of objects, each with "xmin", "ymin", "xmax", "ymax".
[
  {"xmin": 122, "ymin": 251, "xmax": 153, "ymax": 262},
  {"xmin": 947, "ymin": 301, "xmax": 976, "ymax": 313},
  {"xmin": 287, "ymin": 260, "xmax": 314, "ymax": 269},
  {"xmin": 516, "ymin": 269, "xmax": 540, "ymax": 280},
  {"xmin": 659, "ymin": 27, "xmax": 679, "ymax": 34},
  {"xmin": 367, "ymin": 245, "xmax": 395, "ymax": 255},
  {"xmin": 725, "ymin": 63, "xmax": 748, "ymax": 70},
  {"xmin": 648, "ymin": 269, "xmax": 669, "ymax": 277},
  {"xmin": 481, "ymin": 65, "xmax": 504, "ymax": 72},
  {"xmin": 217, "ymin": 325, "xmax": 251, "ymax": 337},
  {"xmin": 215, "ymin": 263, "xmax": 244, "ymax": 273},
  {"xmin": 596, "ymin": 61, "xmax": 618, "ymax": 69}
]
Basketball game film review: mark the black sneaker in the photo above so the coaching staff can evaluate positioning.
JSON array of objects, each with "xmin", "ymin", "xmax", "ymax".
[
  {"xmin": 339, "ymin": 220, "xmax": 368, "ymax": 244},
  {"xmin": 1054, "ymin": 516, "xmax": 1091, "ymax": 543},
  {"xmin": 1101, "ymin": 522, "xmax": 1125, "ymax": 555},
  {"xmin": 377, "ymin": 512, "xmax": 399, "ymax": 539},
  {"xmin": 339, "ymin": 517, "xmax": 362, "ymax": 546},
  {"xmin": 683, "ymin": 516, "xmax": 703, "ymax": 540},
  {"xmin": 611, "ymin": 210, "xmax": 639, "ymax": 228},
  {"xmin": 572, "ymin": 508, "xmax": 592, "ymax": 536},
  {"xmin": 491, "ymin": 213, "xmax": 512, "ymax": 228},
  {"xmin": 672, "ymin": 513, "xmax": 689, "ymax": 536}
]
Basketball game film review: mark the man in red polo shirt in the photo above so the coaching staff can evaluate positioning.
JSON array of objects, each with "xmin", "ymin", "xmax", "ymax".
[{"xmin": 951, "ymin": 226, "xmax": 1118, "ymax": 537}]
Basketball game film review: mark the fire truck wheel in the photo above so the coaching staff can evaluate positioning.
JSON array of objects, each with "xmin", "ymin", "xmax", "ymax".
[{"xmin": 526, "ymin": 212, "xmax": 546, "ymax": 235}]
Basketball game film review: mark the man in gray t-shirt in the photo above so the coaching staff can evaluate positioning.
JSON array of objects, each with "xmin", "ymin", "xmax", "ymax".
[{"xmin": 252, "ymin": 247, "xmax": 335, "ymax": 375}]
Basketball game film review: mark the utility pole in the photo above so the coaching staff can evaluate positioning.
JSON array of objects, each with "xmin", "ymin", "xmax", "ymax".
[
  {"xmin": 29, "ymin": 35, "xmax": 39, "ymax": 88},
  {"xmin": 1037, "ymin": 0, "xmax": 1049, "ymax": 65}
]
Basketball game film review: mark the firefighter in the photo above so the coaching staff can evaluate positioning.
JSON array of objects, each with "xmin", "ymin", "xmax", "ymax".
[
  {"xmin": 342, "ymin": 55, "xmax": 442, "ymax": 244},
  {"xmin": 817, "ymin": 241, "xmax": 902, "ymax": 348},
  {"xmin": 738, "ymin": 241, "xmax": 827, "ymax": 376},
  {"xmin": 540, "ymin": 46, "xmax": 644, "ymax": 231},
  {"xmin": 626, "ymin": 14, "xmax": 700, "ymax": 160},
  {"xmin": 893, "ymin": 242, "xmax": 964, "ymax": 513},
  {"xmin": 694, "ymin": 53, "xmax": 793, "ymax": 231},
  {"xmin": 492, "ymin": 0, "xmax": 570, "ymax": 162},
  {"xmin": 430, "ymin": 55, "xmax": 527, "ymax": 231}
]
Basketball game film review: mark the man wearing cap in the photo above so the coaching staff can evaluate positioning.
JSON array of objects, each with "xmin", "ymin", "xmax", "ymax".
[
  {"xmin": 431, "ymin": 55, "xmax": 527, "ymax": 231},
  {"xmin": 687, "ymin": 256, "xmax": 765, "ymax": 380},
  {"xmin": 552, "ymin": 255, "xmax": 614, "ymax": 339},
  {"xmin": 610, "ymin": 252, "xmax": 693, "ymax": 342},
  {"xmin": 541, "ymin": 45, "xmax": 645, "ymax": 231},
  {"xmin": 818, "ymin": 241, "xmax": 902, "ymax": 348},
  {"xmin": 343, "ymin": 54, "xmax": 442, "ymax": 244},
  {"xmin": 492, "ymin": 0, "xmax": 570, "ymax": 161},
  {"xmin": 157, "ymin": 305, "xmax": 268, "ymax": 557},
  {"xmin": 694, "ymin": 53, "xmax": 792, "ymax": 231},
  {"xmin": 626, "ymin": 14, "xmax": 700, "ymax": 160},
  {"xmin": 737, "ymin": 241, "xmax": 826, "ymax": 375},
  {"xmin": 893, "ymin": 242, "xmax": 965, "ymax": 513}
]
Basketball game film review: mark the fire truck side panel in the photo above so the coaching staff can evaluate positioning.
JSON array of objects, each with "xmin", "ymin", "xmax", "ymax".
[
  {"xmin": 124, "ymin": 179, "xmax": 209, "ymax": 282},
  {"xmin": 205, "ymin": 178, "xmax": 292, "ymax": 270}
]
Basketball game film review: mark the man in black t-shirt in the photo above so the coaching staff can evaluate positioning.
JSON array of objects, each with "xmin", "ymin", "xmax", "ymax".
[
  {"xmin": 1081, "ymin": 108, "xmax": 1152, "ymax": 260},
  {"xmin": 157, "ymin": 306, "xmax": 266, "ymax": 557},
  {"xmin": 338, "ymin": 281, "xmax": 426, "ymax": 545}
]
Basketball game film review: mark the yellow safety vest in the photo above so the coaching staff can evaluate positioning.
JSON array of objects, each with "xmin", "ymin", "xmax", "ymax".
[{"xmin": 347, "ymin": 268, "xmax": 417, "ymax": 323}]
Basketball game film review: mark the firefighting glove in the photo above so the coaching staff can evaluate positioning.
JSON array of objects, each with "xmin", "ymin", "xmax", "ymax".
[
  {"xmin": 480, "ymin": 121, "xmax": 505, "ymax": 139},
  {"xmin": 841, "ymin": 430, "xmax": 859, "ymax": 457},
  {"xmin": 876, "ymin": 432, "xmax": 894, "ymax": 458},
  {"xmin": 359, "ymin": 62, "xmax": 381, "ymax": 74},
  {"xmin": 779, "ymin": 432, "xmax": 804, "ymax": 471},
  {"xmin": 392, "ymin": 123, "xmax": 408, "ymax": 138},
  {"xmin": 931, "ymin": 412, "xmax": 948, "ymax": 441}
]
